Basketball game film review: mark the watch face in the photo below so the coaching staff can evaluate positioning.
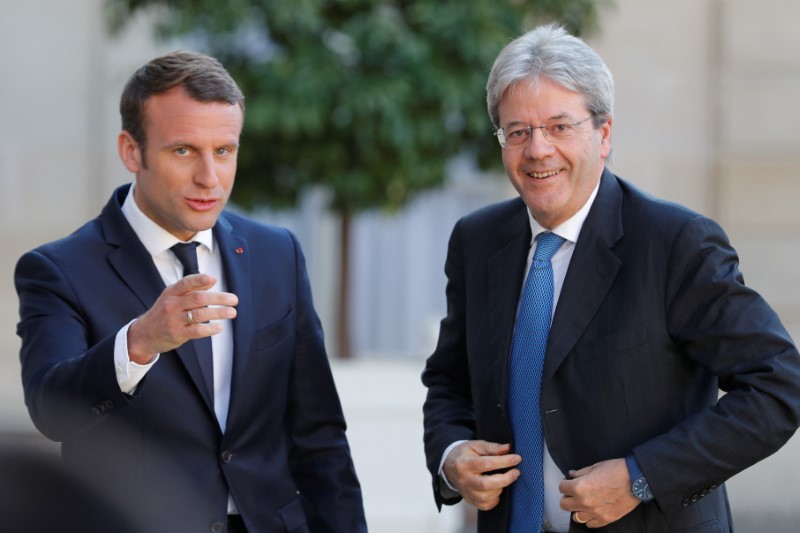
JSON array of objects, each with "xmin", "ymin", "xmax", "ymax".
[{"xmin": 633, "ymin": 477, "xmax": 654, "ymax": 502}]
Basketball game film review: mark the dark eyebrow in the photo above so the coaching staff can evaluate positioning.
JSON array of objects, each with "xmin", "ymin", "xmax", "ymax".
[
  {"xmin": 164, "ymin": 140, "xmax": 240, "ymax": 151},
  {"xmin": 165, "ymin": 141, "xmax": 198, "ymax": 151},
  {"xmin": 502, "ymin": 113, "xmax": 576, "ymax": 129}
]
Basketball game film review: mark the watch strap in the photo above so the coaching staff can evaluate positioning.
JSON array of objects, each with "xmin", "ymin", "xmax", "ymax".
[{"xmin": 625, "ymin": 455, "xmax": 643, "ymax": 483}]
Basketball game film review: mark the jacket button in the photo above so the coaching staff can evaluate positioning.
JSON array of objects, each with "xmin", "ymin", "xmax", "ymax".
[
  {"xmin": 101, "ymin": 400, "xmax": 114, "ymax": 410},
  {"xmin": 210, "ymin": 521, "xmax": 225, "ymax": 533},
  {"xmin": 681, "ymin": 498, "xmax": 690, "ymax": 507},
  {"xmin": 221, "ymin": 450, "xmax": 233, "ymax": 463}
]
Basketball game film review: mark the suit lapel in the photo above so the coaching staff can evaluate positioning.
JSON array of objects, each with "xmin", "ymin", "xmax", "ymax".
[
  {"xmin": 488, "ymin": 201, "xmax": 531, "ymax": 414},
  {"xmin": 213, "ymin": 215, "xmax": 252, "ymax": 425},
  {"xmin": 101, "ymin": 185, "xmax": 215, "ymax": 414},
  {"xmin": 103, "ymin": 186, "xmax": 166, "ymax": 311},
  {"xmin": 543, "ymin": 169, "xmax": 624, "ymax": 382}
]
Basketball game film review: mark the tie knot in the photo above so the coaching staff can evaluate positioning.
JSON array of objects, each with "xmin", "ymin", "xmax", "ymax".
[
  {"xmin": 171, "ymin": 242, "xmax": 201, "ymax": 276},
  {"xmin": 533, "ymin": 232, "xmax": 566, "ymax": 262}
]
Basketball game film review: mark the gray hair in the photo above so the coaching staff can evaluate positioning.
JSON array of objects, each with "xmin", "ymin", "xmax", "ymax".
[{"xmin": 486, "ymin": 24, "xmax": 614, "ymax": 129}]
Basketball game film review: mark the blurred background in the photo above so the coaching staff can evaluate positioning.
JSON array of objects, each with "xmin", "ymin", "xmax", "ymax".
[{"xmin": 1, "ymin": 0, "xmax": 799, "ymax": 531}]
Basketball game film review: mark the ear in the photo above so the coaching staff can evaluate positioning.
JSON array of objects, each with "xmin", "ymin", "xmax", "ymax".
[
  {"xmin": 599, "ymin": 115, "xmax": 613, "ymax": 159},
  {"xmin": 118, "ymin": 131, "xmax": 143, "ymax": 173}
]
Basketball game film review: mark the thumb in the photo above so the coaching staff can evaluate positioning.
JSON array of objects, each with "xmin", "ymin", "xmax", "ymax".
[
  {"xmin": 473, "ymin": 440, "xmax": 513, "ymax": 457},
  {"xmin": 569, "ymin": 464, "xmax": 595, "ymax": 479}
]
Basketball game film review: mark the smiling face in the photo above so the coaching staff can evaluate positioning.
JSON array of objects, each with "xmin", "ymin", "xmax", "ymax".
[
  {"xmin": 118, "ymin": 86, "xmax": 243, "ymax": 241},
  {"xmin": 498, "ymin": 77, "xmax": 612, "ymax": 229}
]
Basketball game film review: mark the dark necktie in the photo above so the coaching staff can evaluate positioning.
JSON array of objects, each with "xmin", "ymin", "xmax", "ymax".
[
  {"xmin": 170, "ymin": 242, "xmax": 214, "ymax": 401},
  {"xmin": 508, "ymin": 232, "xmax": 566, "ymax": 532},
  {"xmin": 171, "ymin": 241, "xmax": 201, "ymax": 276}
]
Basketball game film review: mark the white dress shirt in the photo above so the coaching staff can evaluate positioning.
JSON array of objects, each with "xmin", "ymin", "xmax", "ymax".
[
  {"xmin": 113, "ymin": 184, "xmax": 234, "ymax": 431},
  {"xmin": 113, "ymin": 184, "xmax": 238, "ymax": 513},
  {"xmin": 440, "ymin": 180, "xmax": 600, "ymax": 532}
]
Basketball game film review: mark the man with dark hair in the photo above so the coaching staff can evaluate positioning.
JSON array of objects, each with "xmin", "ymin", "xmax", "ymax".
[
  {"xmin": 16, "ymin": 50, "xmax": 366, "ymax": 533},
  {"xmin": 422, "ymin": 24, "xmax": 800, "ymax": 532}
]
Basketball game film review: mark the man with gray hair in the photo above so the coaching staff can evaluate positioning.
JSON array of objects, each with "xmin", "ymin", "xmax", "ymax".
[{"xmin": 422, "ymin": 24, "xmax": 800, "ymax": 532}]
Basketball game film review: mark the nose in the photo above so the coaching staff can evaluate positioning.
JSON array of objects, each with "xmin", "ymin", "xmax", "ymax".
[
  {"xmin": 523, "ymin": 126, "xmax": 555, "ymax": 159},
  {"xmin": 194, "ymin": 152, "xmax": 219, "ymax": 188}
]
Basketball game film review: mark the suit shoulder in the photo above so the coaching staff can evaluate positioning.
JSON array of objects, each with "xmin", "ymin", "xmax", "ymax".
[
  {"xmin": 616, "ymin": 176, "xmax": 708, "ymax": 228},
  {"xmin": 612, "ymin": 175, "xmax": 731, "ymax": 251},
  {"xmin": 457, "ymin": 197, "xmax": 526, "ymax": 232},
  {"xmin": 217, "ymin": 210, "xmax": 302, "ymax": 257},
  {"xmin": 21, "ymin": 217, "xmax": 106, "ymax": 263},
  {"xmin": 219, "ymin": 210, "xmax": 292, "ymax": 238}
]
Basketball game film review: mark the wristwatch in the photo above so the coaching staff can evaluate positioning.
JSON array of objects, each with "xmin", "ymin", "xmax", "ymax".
[{"xmin": 625, "ymin": 455, "xmax": 654, "ymax": 503}]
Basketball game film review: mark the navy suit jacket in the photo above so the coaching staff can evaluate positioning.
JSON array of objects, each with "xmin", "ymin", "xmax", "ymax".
[
  {"xmin": 16, "ymin": 184, "xmax": 366, "ymax": 533},
  {"xmin": 422, "ymin": 169, "xmax": 800, "ymax": 532}
]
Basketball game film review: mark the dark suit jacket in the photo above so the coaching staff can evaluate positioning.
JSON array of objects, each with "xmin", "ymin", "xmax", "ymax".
[
  {"xmin": 422, "ymin": 169, "xmax": 800, "ymax": 532},
  {"xmin": 16, "ymin": 184, "xmax": 366, "ymax": 533}
]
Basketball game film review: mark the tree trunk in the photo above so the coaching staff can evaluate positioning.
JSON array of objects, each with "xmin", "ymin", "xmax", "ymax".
[{"xmin": 336, "ymin": 211, "xmax": 352, "ymax": 359}]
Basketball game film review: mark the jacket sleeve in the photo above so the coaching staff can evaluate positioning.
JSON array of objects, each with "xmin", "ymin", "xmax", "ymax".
[
  {"xmin": 15, "ymin": 250, "xmax": 132, "ymax": 442},
  {"xmin": 283, "ymin": 231, "xmax": 367, "ymax": 532},
  {"xmin": 421, "ymin": 219, "xmax": 477, "ymax": 508},
  {"xmin": 634, "ymin": 215, "xmax": 800, "ymax": 515}
]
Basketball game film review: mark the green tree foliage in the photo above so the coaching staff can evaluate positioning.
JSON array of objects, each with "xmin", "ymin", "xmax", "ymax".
[
  {"xmin": 107, "ymin": 0, "xmax": 601, "ymax": 212},
  {"xmin": 106, "ymin": 0, "xmax": 604, "ymax": 357}
]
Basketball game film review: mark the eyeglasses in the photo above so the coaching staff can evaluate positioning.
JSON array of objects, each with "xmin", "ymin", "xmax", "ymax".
[{"xmin": 494, "ymin": 116, "xmax": 594, "ymax": 148}]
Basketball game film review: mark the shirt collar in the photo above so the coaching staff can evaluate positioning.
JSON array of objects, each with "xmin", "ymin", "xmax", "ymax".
[
  {"xmin": 120, "ymin": 182, "xmax": 215, "ymax": 257},
  {"xmin": 527, "ymin": 179, "xmax": 601, "ymax": 245}
]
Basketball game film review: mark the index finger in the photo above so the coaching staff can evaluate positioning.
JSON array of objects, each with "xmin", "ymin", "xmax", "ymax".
[
  {"xmin": 559, "ymin": 476, "xmax": 577, "ymax": 497},
  {"xmin": 172, "ymin": 273, "xmax": 216, "ymax": 294},
  {"xmin": 471, "ymin": 451, "xmax": 522, "ymax": 476}
]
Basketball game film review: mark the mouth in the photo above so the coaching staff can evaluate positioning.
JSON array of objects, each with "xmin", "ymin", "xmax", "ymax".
[
  {"xmin": 186, "ymin": 198, "xmax": 220, "ymax": 212},
  {"xmin": 527, "ymin": 169, "xmax": 561, "ymax": 179}
]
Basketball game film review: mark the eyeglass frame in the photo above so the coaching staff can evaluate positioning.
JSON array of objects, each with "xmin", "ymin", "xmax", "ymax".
[{"xmin": 493, "ymin": 115, "xmax": 595, "ymax": 149}]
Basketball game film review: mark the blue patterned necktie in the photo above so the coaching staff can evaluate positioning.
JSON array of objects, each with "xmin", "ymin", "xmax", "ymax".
[
  {"xmin": 508, "ymin": 231, "xmax": 566, "ymax": 532},
  {"xmin": 171, "ymin": 242, "xmax": 214, "ymax": 401}
]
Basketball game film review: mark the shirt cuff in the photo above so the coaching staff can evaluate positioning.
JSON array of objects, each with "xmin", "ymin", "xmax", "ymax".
[
  {"xmin": 114, "ymin": 320, "xmax": 159, "ymax": 394},
  {"xmin": 438, "ymin": 440, "xmax": 468, "ymax": 495}
]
